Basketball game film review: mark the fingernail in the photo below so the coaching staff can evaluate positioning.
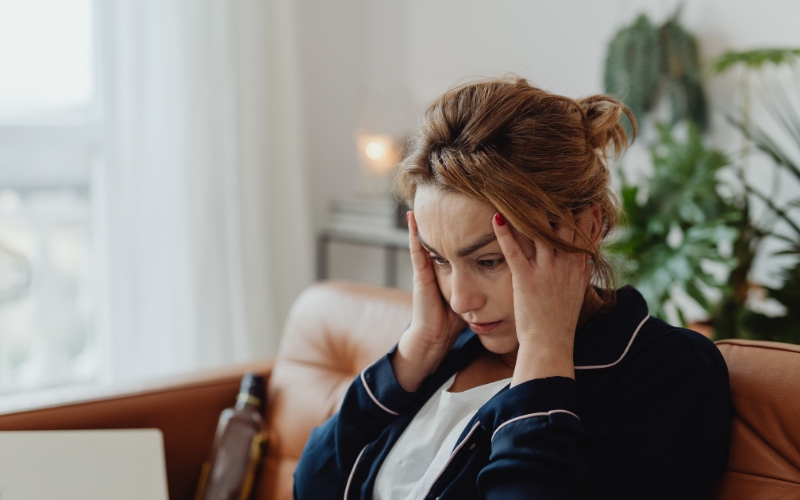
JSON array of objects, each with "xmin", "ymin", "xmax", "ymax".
[
  {"xmin": 494, "ymin": 213, "xmax": 505, "ymax": 226},
  {"xmin": 406, "ymin": 211, "xmax": 411, "ymax": 222}
]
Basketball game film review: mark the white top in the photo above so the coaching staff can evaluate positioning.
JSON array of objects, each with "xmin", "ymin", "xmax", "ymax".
[{"xmin": 372, "ymin": 374, "xmax": 512, "ymax": 500}]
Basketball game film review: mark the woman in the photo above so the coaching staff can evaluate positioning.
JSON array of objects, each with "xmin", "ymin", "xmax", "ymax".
[{"xmin": 294, "ymin": 77, "xmax": 732, "ymax": 499}]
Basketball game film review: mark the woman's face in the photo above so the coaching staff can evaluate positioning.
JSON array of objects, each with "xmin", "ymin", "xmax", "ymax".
[{"xmin": 413, "ymin": 185, "xmax": 535, "ymax": 355}]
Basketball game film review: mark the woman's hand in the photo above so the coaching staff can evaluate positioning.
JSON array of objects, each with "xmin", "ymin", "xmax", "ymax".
[
  {"xmin": 391, "ymin": 211, "xmax": 466, "ymax": 392},
  {"xmin": 491, "ymin": 213, "xmax": 592, "ymax": 387}
]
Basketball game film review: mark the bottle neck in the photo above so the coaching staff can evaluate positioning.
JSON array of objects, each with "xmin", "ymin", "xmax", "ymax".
[{"xmin": 235, "ymin": 393, "xmax": 262, "ymax": 411}]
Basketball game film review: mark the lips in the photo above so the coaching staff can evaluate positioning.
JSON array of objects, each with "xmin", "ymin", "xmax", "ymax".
[{"xmin": 469, "ymin": 321, "xmax": 503, "ymax": 334}]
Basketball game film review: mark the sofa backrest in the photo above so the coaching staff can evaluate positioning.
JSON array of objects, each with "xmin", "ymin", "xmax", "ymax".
[
  {"xmin": 708, "ymin": 339, "xmax": 800, "ymax": 499},
  {"xmin": 257, "ymin": 281, "xmax": 411, "ymax": 500}
]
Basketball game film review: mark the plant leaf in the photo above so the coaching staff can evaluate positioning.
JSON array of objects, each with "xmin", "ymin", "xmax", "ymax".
[{"xmin": 712, "ymin": 48, "xmax": 800, "ymax": 74}]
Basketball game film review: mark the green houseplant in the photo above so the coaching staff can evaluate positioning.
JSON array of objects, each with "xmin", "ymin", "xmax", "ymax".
[
  {"xmin": 604, "ymin": 14, "xmax": 800, "ymax": 343},
  {"xmin": 604, "ymin": 11, "xmax": 707, "ymax": 134},
  {"xmin": 604, "ymin": 12, "xmax": 738, "ymax": 328},
  {"xmin": 610, "ymin": 123, "xmax": 740, "ymax": 324},
  {"xmin": 711, "ymin": 49, "xmax": 800, "ymax": 343}
]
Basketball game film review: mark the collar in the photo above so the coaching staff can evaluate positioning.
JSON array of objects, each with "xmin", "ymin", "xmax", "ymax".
[
  {"xmin": 573, "ymin": 285, "xmax": 650, "ymax": 369},
  {"xmin": 455, "ymin": 285, "xmax": 650, "ymax": 370}
]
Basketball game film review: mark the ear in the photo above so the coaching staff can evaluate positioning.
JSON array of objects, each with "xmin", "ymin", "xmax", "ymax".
[{"xmin": 576, "ymin": 207, "xmax": 603, "ymax": 250}]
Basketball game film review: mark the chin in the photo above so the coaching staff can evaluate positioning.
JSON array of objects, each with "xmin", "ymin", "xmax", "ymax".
[{"xmin": 474, "ymin": 330, "xmax": 519, "ymax": 355}]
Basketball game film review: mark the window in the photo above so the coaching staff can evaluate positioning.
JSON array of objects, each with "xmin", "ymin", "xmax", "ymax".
[{"xmin": 0, "ymin": 0, "xmax": 99, "ymax": 394}]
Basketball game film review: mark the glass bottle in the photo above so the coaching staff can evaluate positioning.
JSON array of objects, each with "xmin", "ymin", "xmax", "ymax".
[{"xmin": 195, "ymin": 373, "xmax": 267, "ymax": 500}]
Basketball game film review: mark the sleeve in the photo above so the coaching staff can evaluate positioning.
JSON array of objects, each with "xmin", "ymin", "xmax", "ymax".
[
  {"xmin": 477, "ymin": 376, "xmax": 592, "ymax": 499},
  {"xmin": 477, "ymin": 344, "xmax": 732, "ymax": 499},
  {"xmin": 293, "ymin": 347, "xmax": 418, "ymax": 500}
]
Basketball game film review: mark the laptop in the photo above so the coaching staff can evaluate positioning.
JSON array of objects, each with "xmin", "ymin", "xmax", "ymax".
[{"xmin": 0, "ymin": 429, "xmax": 170, "ymax": 500}]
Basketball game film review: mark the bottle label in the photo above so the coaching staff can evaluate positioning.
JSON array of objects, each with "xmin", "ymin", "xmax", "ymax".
[{"xmin": 236, "ymin": 393, "xmax": 262, "ymax": 408}]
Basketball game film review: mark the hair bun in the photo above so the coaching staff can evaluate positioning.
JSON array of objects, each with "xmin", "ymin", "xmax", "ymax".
[{"xmin": 578, "ymin": 95, "xmax": 636, "ymax": 160}]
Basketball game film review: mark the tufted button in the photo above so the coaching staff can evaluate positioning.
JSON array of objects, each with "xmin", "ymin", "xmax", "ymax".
[{"xmin": 468, "ymin": 442, "xmax": 476, "ymax": 451}]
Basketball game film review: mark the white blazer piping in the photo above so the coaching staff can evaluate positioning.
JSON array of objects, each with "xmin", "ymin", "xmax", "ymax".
[
  {"xmin": 361, "ymin": 366, "xmax": 399, "ymax": 416},
  {"xmin": 491, "ymin": 409, "xmax": 581, "ymax": 441},
  {"xmin": 424, "ymin": 421, "xmax": 482, "ymax": 498},
  {"xmin": 344, "ymin": 445, "xmax": 368, "ymax": 500},
  {"xmin": 574, "ymin": 314, "xmax": 650, "ymax": 370}
]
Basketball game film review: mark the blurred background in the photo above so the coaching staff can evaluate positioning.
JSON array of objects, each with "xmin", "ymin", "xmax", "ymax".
[{"xmin": 0, "ymin": 0, "xmax": 798, "ymax": 402}]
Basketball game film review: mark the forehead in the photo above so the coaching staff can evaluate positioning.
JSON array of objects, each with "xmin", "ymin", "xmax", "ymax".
[{"xmin": 413, "ymin": 186, "xmax": 496, "ymax": 253}]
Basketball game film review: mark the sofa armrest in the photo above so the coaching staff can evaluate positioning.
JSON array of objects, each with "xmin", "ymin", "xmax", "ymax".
[{"xmin": 0, "ymin": 358, "xmax": 274, "ymax": 500}]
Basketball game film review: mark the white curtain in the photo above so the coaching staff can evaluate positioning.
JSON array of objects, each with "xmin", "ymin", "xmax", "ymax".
[{"xmin": 94, "ymin": 0, "xmax": 313, "ymax": 383}]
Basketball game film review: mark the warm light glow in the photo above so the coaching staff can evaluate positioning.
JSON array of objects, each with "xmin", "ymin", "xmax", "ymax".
[
  {"xmin": 356, "ymin": 133, "xmax": 397, "ymax": 174},
  {"xmin": 365, "ymin": 141, "xmax": 385, "ymax": 160}
]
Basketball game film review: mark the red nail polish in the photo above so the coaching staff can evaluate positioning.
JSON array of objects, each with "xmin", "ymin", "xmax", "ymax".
[
  {"xmin": 494, "ymin": 213, "xmax": 505, "ymax": 226},
  {"xmin": 406, "ymin": 211, "xmax": 411, "ymax": 222}
]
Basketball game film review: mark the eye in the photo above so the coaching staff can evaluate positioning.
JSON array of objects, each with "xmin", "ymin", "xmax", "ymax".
[
  {"xmin": 428, "ymin": 256, "xmax": 449, "ymax": 267},
  {"xmin": 479, "ymin": 258, "xmax": 505, "ymax": 269}
]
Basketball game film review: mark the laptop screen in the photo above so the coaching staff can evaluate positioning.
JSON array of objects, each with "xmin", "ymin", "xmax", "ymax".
[{"xmin": 0, "ymin": 429, "xmax": 170, "ymax": 500}]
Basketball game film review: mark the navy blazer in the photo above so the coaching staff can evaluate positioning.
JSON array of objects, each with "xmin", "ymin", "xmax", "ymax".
[{"xmin": 293, "ymin": 286, "xmax": 733, "ymax": 499}]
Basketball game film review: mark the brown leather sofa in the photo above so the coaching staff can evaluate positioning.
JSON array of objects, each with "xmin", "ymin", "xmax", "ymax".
[{"xmin": 0, "ymin": 281, "xmax": 798, "ymax": 499}]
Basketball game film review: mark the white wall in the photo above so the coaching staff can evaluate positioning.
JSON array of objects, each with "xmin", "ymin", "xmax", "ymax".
[{"xmin": 294, "ymin": 0, "xmax": 800, "ymax": 293}]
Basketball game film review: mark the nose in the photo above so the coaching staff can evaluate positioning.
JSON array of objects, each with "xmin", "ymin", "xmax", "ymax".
[{"xmin": 448, "ymin": 269, "xmax": 486, "ymax": 316}]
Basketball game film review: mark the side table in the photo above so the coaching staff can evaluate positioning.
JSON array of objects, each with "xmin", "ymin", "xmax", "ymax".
[{"xmin": 317, "ymin": 225, "xmax": 409, "ymax": 288}]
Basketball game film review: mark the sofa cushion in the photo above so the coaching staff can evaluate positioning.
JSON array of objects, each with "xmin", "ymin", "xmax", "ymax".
[
  {"xmin": 257, "ymin": 281, "xmax": 412, "ymax": 500},
  {"xmin": 709, "ymin": 339, "xmax": 800, "ymax": 499}
]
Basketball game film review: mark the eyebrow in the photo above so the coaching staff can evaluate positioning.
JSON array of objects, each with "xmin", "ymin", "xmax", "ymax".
[{"xmin": 417, "ymin": 232, "xmax": 498, "ymax": 258}]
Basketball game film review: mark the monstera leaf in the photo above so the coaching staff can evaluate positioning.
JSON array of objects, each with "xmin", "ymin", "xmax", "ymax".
[{"xmin": 610, "ymin": 123, "xmax": 741, "ymax": 323}]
